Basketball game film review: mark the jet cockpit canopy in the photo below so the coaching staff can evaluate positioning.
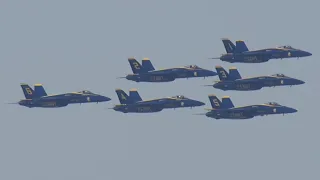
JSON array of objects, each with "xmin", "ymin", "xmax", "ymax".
[
  {"xmin": 80, "ymin": 90, "xmax": 94, "ymax": 94},
  {"xmin": 271, "ymin": 73, "xmax": 287, "ymax": 77},
  {"xmin": 265, "ymin": 102, "xmax": 280, "ymax": 106},
  {"xmin": 172, "ymin": 95, "xmax": 186, "ymax": 99},
  {"xmin": 185, "ymin": 65, "xmax": 199, "ymax": 69}
]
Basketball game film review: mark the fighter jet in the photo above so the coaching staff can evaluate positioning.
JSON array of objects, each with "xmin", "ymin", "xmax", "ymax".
[
  {"xmin": 204, "ymin": 66, "xmax": 305, "ymax": 91},
  {"xmin": 210, "ymin": 38, "xmax": 312, "ymax": 63},
  {"xmin": 119, "ymin": 57, "xmax": 217, "ymax": 82},
  {"xmin": 111, "ymin": 88, "xmax": 205, "ymax": 113},
  {"xmin": 197, "ymin": 95, "xmax": 297, "ymax": 119},
  {"xmin": 13, "ymin": 83, "xmax": 111, "ymax": 108}
]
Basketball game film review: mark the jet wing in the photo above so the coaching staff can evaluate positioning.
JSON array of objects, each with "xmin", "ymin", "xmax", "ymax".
[
  {"xmin": 39, "ymin": 93, "xmax": 81, "ymax": 101},
  {"xmin": 216, "ymin": 106, "xmax": 259, "ymax": 114},
  {"xmin": 134, "ymin": 99, "xmax": 169, "ymax": 106},
  {"xmin": 244, "ymin": 50, "xmax": 271, "ymax": 54},
  {"xmin": 145, "ymin": 70, "xmax": 177, "ymax": 76},
  {"xmin": 235, "ymin": 78, "xmax": 260, "ymax": 83}
]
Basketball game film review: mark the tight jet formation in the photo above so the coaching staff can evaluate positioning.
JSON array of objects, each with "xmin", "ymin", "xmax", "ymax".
[
  {"xmin": 210, "ymin": 38, "xmax": 312, "ymax": 63},
  {"xmin": 204, "ymin": 66, "xmax": 305, "ymax": 91},
  {"xmin": 119, "ymin": 57, "xmax": 217, "ymax": 82},
  {"xmin": 10, "ymin": 37, "xmax": 312, "ymax": 120}
]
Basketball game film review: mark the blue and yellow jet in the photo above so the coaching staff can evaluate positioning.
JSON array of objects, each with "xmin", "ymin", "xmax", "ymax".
[
  {"xmin": 111, "ymin": 88, "xmax": 205, "ymax": 113},
  {"xmin": 210, "ymin": 38, "xmax": 312, "ymax": 63},
  {"xmin": 197, "ymin": 95, "xmax": 297, "ymax": 119},
  {"xmin": 119, "ymin": 57, "xmax": 217, "ymax": 82},
  {"xmin": 15, "ymin": 83, "xmax": 111, "ymax": 108},
  {"xmin": 204, "ymin": 66, "xmax": 305, "ymax": 91}
]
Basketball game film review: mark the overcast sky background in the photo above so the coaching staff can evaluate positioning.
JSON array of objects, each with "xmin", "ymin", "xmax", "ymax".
[{"xmin": 1, "ymin": 0, "xmax": 319, "ymax": 179}]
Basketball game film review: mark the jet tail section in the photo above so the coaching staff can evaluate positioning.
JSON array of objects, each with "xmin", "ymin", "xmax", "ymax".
[
  {"xmin": 128, "ymin": 58, "xmax": 144, "ymax": 74},
  {"xmin": 215, "ymin": 66, "xmax": 230, "ymax": 81},
  {"xmin": 129, "ymin": 88, "xmax": 142, "ymax": 102},
  {"xmin": 20, "ymin": 83, "xmax": 34, "ymax": 99},
  {"xmin": 235, "ymin": 40, "xmax": 249, "ymax": 53},
  {"xmin": 115, "ymin": 89, "xmax": 131, "ymax": 104},
  {"xmin": 228, "ymin": 67, "xmax": 242, "ymax": 80},
  {"xmin": 221, "ymin": 96, "xmax": 234, "ymax": 108},
  {"xmin": 222, "ymin": 38, "xmax": 236, "ymax": 53},
  {"xmin": 208, "ymin": 95, "xmax": 222, "ymax": 109},
  {"xmin": 141, "ymin": 58, "xmax": 155, "ymax": 71},
  {"xmin": 34, "ymin": 84, "xmax": 47, "ymax": 98}
]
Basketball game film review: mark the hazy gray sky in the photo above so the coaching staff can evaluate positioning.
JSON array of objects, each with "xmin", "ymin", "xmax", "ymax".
[{"xmin": 1, "ymin": 0, "xmax": 319, "ymax": 179}]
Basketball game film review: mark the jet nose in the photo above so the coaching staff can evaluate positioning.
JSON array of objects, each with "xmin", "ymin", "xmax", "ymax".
[
  {"xmin": 126, "ymin": 74, "xmax": 139, "ymax": 82},
  {"xmin": 190, "ymin": 100, "xmax": 205, "ymax": 107},
  {"xmin": 206, "ymin": 70, "xmax": 218, "ymax": 76},
  {"xmin": 286, "ymin": 107, "xmax": 297, "ymax": 113},
  {"xmin": 305, "ymin": 51, "xmax": 312, "ymax": 56},
  {"xmin": 289, "ymin": 107, "xmax": 297, "ymax": 113},
  {"xmin": 213, "ymin": 83, "xmax": 222, "ymax": 89},
  {"xmin": 197, "ymin": 101, "xmax": 205, "ymax": 106},
  {"xmin": 125, "ymin": 75, "xmax": 133, "ymax": 80},
  {"xmin": 112, "ymin": 106, "xmax": 119, "ymax": 110},
  {"xmin": 300, "ymin": 51, "xmax": 312, "ymax": 57},
  {"xmin": 296, "ymin": 79, "xmax": 305, "ymax": 85},
  {"xmin": 98, "ymin": 95, "xmax": 111, "ymax": 102}
]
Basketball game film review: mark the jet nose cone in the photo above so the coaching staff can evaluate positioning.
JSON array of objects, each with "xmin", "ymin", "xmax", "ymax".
[
  {"xmin": 125, "ymin": 75, "xmax": 132, "ymax": 80},
  {"xmin": 112, "ymin": 106, "xmax": 119, "ymax": 110},
  {"xmin": 297, "ymin": 80, "xmax": 305, "ymax": 84},
  {"xmin": 213, "ymin": 83, "xmax": 222, "ymax": 89},
  {"xmin": 207, "ymin": 70, "xmax": 218, "ymax": 76},
  {"xmin": 198, "ymin": 101, "xmax": 205, "ymax": 106},
  {"xmin": 290, "ymin": 108, "xmax": 297, "ymax": 113},
  {"xmin": 99, "ymin": 96, "xmax": 111, "ymax": 102},
  {"xmin": 191, "ymin": 100, "xmax": 205, "ymax": 107},
  {"xmin": 305, "ymin": 51, "xmax": 312, "ymax": 56},
  {"xmin": 286, "ymin": 107, "xmax": 297, "ymax": 113},
  {"xmin": 300, "ymin": 51, "xmax": 312, "ymax": 57}
]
